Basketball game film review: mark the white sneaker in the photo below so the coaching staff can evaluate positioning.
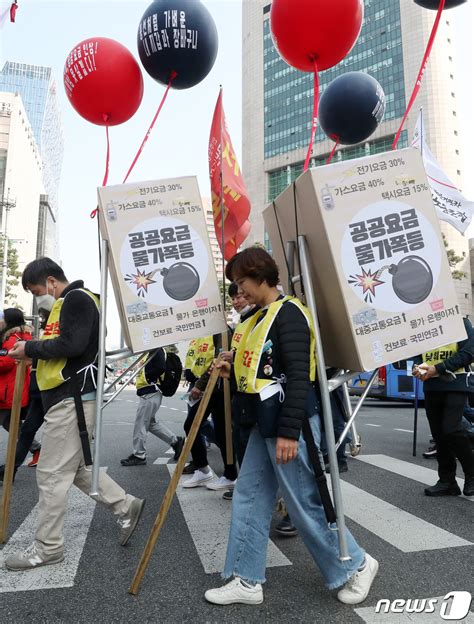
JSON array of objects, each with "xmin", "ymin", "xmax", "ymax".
[
  {"xmin": 182, "ymin": 469, "xmax": 214, "ymax": 488},
  {"xmin": 206, "ymin": 476, "xmax": 236, "ymax": 491},
  {"xmin": 205, "ymin": 577, "xmax": 263, "ymax": 605},
  {"xmin": 337, "ymin": 554, "xmax": 379, "ymax": 605}
]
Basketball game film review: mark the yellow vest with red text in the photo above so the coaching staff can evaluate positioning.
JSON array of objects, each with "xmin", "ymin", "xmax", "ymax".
[
  {"xmin": 423, "ymin": 343, "xmax": 465, "ymax": 374},
  {"xmin": 36, "ymin": 289, "xmax": 100, "ymax": 391},
  {"xmin": 233, "ymin": 297, "xmax": 316, "ymax": 394},
  {"xmin": 185, "ymin": 336, "xmax": 215, "ymax": 378}
]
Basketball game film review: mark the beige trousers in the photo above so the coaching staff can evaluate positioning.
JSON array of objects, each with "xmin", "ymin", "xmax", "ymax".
[{"xmin": 35, "ymin": 399, "xmax": 134, "ymax": 556}]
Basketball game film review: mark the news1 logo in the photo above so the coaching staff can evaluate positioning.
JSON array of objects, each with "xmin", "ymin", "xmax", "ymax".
[{"xmin": 375, "ymin": 592, "xmax": 472, "ymax": 620}]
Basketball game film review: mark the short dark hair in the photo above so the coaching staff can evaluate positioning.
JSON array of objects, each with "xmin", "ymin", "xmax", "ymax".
[
  {"xmin": 4, "ymin": 307, "xmax": 25, "ymax": 329},
  {"xmin": 228, "ymin": 282, "xmax": 239, "ymax": 298},
  {"xmin": 225, "ymin": 247, "xmax": 279, "ymax": 287},
  {"xmin": 22, "ymin": 257, "xmax": 68, "ymax": 291}
]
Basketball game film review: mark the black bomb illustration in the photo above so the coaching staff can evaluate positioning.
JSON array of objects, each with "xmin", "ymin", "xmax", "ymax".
[
  {"xmin": 125, "ymin": 261, "xmax": 200, "ymax": 301},
  {"xmin": 348, "ymin": 255, "xmax": 433, "ymax": 305},
  {"xmin": 162, "ymin": 262, "xmax": 200, "ymax": 301}
]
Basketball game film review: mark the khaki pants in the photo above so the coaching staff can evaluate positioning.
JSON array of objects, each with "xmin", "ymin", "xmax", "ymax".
[{"xmin": 35, "ymin": 399, "xmax": 134, "ymax": 556}]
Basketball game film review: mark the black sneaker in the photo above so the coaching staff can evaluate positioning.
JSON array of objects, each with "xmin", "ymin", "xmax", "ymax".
[
  {"xmin": 120, "ymin": 454, "xmax": 146, "ymax": 467},
  {"xmin": 424, "ymin": 480, "xmax": 461, "ymax": 497},
  {"xmin": 275, "ymin": 514, "xmax": 297, "ymax": 537},
  {"xmin": 463, "ymin": 476, "xmax": 474, "ymax": 497},
  {"xmin": 172, "ymin": 436, "xmax": 185, "ymax": 461},
  {"xmin": 182, "ymin": 461, "xmax": 196, "ymax": 475},
  {"xmin": 422, "ymin": 444, "xmax": 437, "ymax": 459},
  {"xmin": 222, "ymin": 489, "xmax": 233, "ymax": 501},
  {"xmin": 338, "ymin": 460, "xmax": 349, "ymax": 474}
]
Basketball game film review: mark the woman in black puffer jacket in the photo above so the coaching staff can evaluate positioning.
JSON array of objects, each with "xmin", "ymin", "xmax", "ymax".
[{"xmin": 204, "ymin": 247, "xmax": 378, "ymax": 608}]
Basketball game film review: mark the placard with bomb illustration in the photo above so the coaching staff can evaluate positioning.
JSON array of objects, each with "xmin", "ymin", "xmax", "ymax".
[
  {"xmin": 98, "ymin": 176, "xmax": 227, "ymax": 353},
  {"xmin": 264, "ymin": 147, "xmax": 466, "ymax": 371}
]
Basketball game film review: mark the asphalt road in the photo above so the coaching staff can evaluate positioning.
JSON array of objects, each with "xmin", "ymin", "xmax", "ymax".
[{"xmin": 0, "ymin": 386, "xmax": 473, "ymax": 624}]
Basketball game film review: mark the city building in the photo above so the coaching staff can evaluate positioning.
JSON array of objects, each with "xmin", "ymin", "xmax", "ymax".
[
  {"xmin": 0, "ymin": 92, "xmax": 43, "ymax": 311},
  {"xmin": 242, "ymin": 0, "xmax": 472, "ymax": 316},
  {"xmin": 203, "ymin": 196, "xmax": 224, "ymax": 280},
  {"xmin": 0, "ymin": 61, "xmax": 64, "ymax": 258}
]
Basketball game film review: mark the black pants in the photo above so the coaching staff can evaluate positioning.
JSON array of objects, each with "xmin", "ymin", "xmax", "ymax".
[
  {"xmin": 232, "ymin": 398, "xmax": 252, "ymax": 468},
  {"xmin": 184, "ymin": 392, "xmax": 237, "ymax": 480},
  {"xmin": 424, "ymin": 391, "xmax": 474, "ymax": 482},
  {"xmin": 14, "ymin": 394, "xmax": 45, "ymax": 467}
]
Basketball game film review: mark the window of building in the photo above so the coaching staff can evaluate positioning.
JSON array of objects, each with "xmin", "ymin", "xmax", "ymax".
[{"xmin": 457, "ymin": 170, "xmax": 461, "ymax": 175}]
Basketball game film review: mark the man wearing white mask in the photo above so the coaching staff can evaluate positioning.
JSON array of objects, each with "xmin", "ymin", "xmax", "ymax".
[{"xmin": 5, "ymin": 257, "xmax": 145, "ymax": 571}]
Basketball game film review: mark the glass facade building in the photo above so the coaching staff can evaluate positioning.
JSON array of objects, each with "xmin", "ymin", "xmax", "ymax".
[
  {"xmin": 263, "ymin": 1, "xmax": 406, "ymax": 160},
  {"xmin": 0, "ymin": 62, "xmax": 63, "ymax": 256},
  {"xmin": 0, "ymin": 62, "xmax": 63, "ymax": 213}
]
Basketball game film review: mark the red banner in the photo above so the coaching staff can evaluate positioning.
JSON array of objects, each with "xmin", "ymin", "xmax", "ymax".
[{"xmin": 209, "ymin": 89, "xmax": 251, "ymax": 260}]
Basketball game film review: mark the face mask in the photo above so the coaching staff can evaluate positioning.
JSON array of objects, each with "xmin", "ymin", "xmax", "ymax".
[{"xmin": 36, "ymin": 294, "xmax": 55, "ymax": 312}]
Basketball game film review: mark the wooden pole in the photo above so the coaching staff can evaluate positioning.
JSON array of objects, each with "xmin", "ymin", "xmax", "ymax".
[
  {"xmin": 0, "ymin": 360, "xmax": 27, "ymax": 543},
  {"xmin": 129, "ymin": 366, "xmax": 220, "ymax": 595}
]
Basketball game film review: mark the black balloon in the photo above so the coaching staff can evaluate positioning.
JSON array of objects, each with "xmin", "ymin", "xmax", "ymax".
[
  {"xmin": 389, "ymin": 256, "xmax": 433, "ymax": 305},
  {"xmin": 319, "ymin": 72, "xmax": 386, "ymax": 145},
  {"xmin": 414, "ymin": 0, "xmax": 466, "ymax": 9},
  {"xmin": 137, "ymin": 0, "xmax": 218, "ymax": 89}
]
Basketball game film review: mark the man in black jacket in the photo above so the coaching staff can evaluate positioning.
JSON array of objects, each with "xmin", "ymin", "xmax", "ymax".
[
  {"xmin": 6, "ymin": 258, "xmax": 145, "ymax": 571},
  {"xmin": 414, "ymin": 316, "xmax": 474, "ymax": 497},
  {"xmin": 121, "ymin": 348, "xmax": 184, "ymax": 466}
]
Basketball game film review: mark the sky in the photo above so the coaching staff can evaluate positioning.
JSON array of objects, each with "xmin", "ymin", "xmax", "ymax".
[
  {"xmin": 0, "ymin": 0, "xmax": 473, "ymax": 348},
  {"xmin": 0, "ymin": 0, "xmax": 242, "ymax": 347}
]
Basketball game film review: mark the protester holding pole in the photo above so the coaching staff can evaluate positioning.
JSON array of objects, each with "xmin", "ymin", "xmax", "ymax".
[
  {"xmin": 413, "ymin": 317, "xmax": 474, "ymax": 497},
  {"xmin": 4, "ymin": 257, "xmax": 145, "ymax": 571},
  {"xmin": 205, "ymin": 247, "xmax": 378, "ymax": 606},
  {"xmin": 0, "ymin": 308, "xmax": 33, "ymax": 432}
]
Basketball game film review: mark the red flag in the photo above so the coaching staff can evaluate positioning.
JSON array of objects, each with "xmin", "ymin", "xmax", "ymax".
[
  {"xmin": 10, "ymin": 1, "xmax": 18, "ymax": 22},
  {"xmin": 209, "ymin": 89, "xmax": 251, "ymax": 261}
]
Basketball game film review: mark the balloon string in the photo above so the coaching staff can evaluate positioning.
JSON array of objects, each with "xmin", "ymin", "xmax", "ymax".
[
  {"xmin": 392, "ymin": 0, "xmax": 445, "ymax": 149},
  {"xmin": 122, "ymin": 70, "xmax": 177, "ymax": 184},
  {"xmin": 102, "ymin": 123, "xmax": 110, "ymax": 186},
  {"xmin": 90, "ymin": 115, "xmax": 110, "ymax": 219},
  {"xmin": 326, "ymin": 137, "xmax": 340, "ymax": 165},
  {"xmin": 303, "ymin": 61, "xmax": 319, "ymax": 172}
]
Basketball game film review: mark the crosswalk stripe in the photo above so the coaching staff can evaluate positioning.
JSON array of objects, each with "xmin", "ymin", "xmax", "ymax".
[
  {"xmin": 355, "ymin": 595, "xmax": 474, "ymax": 623},
  {"xmin": 167, "ymin": 464, "xmax": 291, "ymax": 574},
  {"xmin": 153, "ymin": 457, "xmax": 170, "ymax": 465},
  {"xmin": 0, "ymin": 483, "xmax": 98, "ymax": 593},
  {"xmin": 356, "ymin": 455, "xmax": 473, "ymax": 503},
  {"xmin": 328, "ymin": 476, "xmax": 471, "ymax": 552}
]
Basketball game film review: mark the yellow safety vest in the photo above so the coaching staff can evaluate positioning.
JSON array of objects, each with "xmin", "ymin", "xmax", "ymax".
[
  {"xmin": 233, "ymin": 296, "xmax": 316, "ymax": 394},
  {"xmin": 37, "ymin": 289, "xmax": 100, "ymax": 391},
  {"xmin": 185, "ymin": 336, "xmax": 215, "ymax": 378},
  {"xmin": 231, "ymin": 313, "xmax": 257, "ymax": 353},
  {"xmin": 135, "ymin": 354, "xmax": 155, "ymax": 390},
  {"xmin": 423, "ymin": 343, "xmax": 465, "ymax": 374}
]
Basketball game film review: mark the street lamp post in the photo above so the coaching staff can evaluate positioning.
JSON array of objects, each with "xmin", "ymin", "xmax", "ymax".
[{"xmin": 0, "ymin": 191, "xmax": 16, "ymax": 305}]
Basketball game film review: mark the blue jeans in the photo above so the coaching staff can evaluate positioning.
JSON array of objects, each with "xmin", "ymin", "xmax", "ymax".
[{"xmin": 223, "ymin": 412, "xmax": 365, "ymax": 588}]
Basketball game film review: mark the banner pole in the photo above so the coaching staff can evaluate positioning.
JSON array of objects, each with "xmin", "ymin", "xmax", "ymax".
[
  {"xmin": 297, "ymin": 235, "xmax": 350, "ymax": 561},
  {"xmin": 219, "ymin": 87, "xmax": 233, "ymax": 466},
  {"xmin": 0, "ymin": 360, "xmax": 27, "ymax": 543},
  {"xmin": 413, "ymin": 377, "xmax": 419, "ymax": 457},
  {"xmin": 90, "ymin": 236, "xmax": 109, "ymax": 498},
  {"xmin": 129, "ymin": 366, "xmax": 220, "ymax": 595}
]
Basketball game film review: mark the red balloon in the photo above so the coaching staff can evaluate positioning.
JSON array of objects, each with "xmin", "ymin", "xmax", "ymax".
[
  {"xmin": 270, "ymin": 0, "xmax": 364, "ymax": 72},
  {"xmin": 63, "ymin": 37, "xmax": 144, "ymax": 126}
]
